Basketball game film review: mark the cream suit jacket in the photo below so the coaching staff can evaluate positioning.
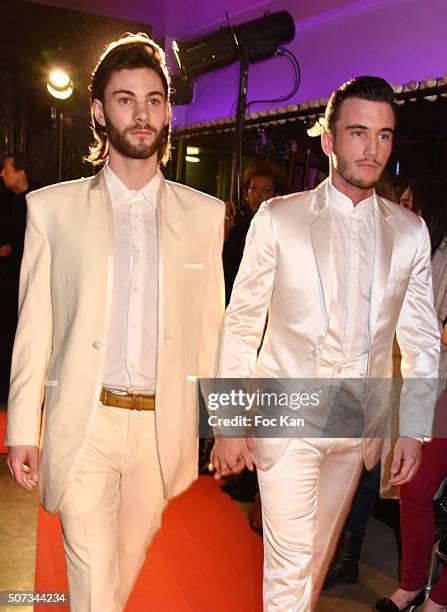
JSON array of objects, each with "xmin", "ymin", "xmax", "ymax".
[
  {"xmin": 217, "ymin": 179, "xmax": 440, "ymax": 470},
  {"xmin": 6, "ymin": 169, "xmax": 225, "ymax": 513}
]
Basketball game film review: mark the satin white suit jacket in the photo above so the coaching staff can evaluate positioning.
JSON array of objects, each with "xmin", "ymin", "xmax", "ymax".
[
  {"xmin": 6, "ymin": 170, "xmax": 225, "ymax": 512},
  {"xmin": 217, "ymin": 179, "xmax": 440, "ymax": 470}
]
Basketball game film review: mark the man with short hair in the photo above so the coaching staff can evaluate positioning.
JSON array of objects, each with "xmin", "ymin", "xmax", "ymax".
[
  {"xmin": 6, "ymin": 34, "xmax": 224, "ymax": 611},
  {"xmin": 211, "ymin": 76, "xmax": 439, "ymax": 610}
]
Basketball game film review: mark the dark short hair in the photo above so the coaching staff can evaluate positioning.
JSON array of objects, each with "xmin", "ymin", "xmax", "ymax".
[
  {"xmin": 325, "ymin": 76, "xmax": 396, "ymax": 133},
  {"xmin": 4, "ymin": 152, "xmax": 31, "ymax": 177},
  {"xmin": 242, "ymin": 160, "xmax": 290, "ymax": 198},
  {"xmin": 408, "ymin": 175, "xmax": 447, "ymax": 254},
  {"xmin": 87, "ymin": 32, "xmax": 171, "ymax": 166}
]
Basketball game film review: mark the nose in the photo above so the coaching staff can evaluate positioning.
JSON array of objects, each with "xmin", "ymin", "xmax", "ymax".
[
  {"xmin": 364, "ymin": 134, "xmax": 379, "ymax": 158},
  {"xmin": 133, "ymin": 100, "xmax": 149, "ymax": 123}
]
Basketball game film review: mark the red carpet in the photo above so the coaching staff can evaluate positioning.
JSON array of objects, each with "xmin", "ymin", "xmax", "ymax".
[
  {"xmin": 35, "ymin": 476, "xmax": 264, "ymax": 611},
  {"xmin": 0, "ymin": 411, "xmax": 7, "ymax": 454}
]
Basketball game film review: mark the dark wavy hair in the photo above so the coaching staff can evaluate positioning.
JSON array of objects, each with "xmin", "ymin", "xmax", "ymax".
[
  {"xmin": 242, "ymin": 160, "xmax": 290, "ymax": 199},
  {"xmin": 325, "ymin": 76, "xmax": 396, "ymax": 133},
  {"xmin": 86, "ymin": 33, "xmax": 171, "ymax": 166},
  {"xmin": 408, "ymin": 175, "xmax": 447, "ymax": 254}
]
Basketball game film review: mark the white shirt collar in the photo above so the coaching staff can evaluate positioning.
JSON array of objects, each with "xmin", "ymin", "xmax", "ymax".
[
  {"xmin": 328, "ymin": 179, "xmax": 375, "ymax": 215},
  {"xmin": 104, "ymin": 164, "xmax": 161, "ymax": 208}
]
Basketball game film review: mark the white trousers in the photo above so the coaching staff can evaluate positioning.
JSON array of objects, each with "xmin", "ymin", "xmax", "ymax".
[
  {"xmin": 257, "ymin": 437, "xmax": 364, "ymax": 612},
  {"xmin": 58, "ymin": 403, "xmax": 166, "ymax": 612}
]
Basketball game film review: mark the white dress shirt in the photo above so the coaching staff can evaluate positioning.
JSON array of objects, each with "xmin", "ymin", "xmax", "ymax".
[
  {"xmin": 102, "ymin": 164, "xmax": 160, "ymax": 393},
  {"xmin": 321, "ymin": 181, "xmax": 375, "ymax": 372}
]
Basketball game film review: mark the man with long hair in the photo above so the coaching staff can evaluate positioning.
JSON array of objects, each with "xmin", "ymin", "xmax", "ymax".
[{"xmin": 6, "ymin": 33, "xmax": 224, "ymax": 611}]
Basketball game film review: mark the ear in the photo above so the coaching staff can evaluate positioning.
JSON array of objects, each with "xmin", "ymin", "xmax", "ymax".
[
  {"xmin": 92, "ymin": 99, "xmax": 106, "ymax": 127},
  {"xmin": 321, "ymin": 129, "xmax": 334, "ymax": 158}
]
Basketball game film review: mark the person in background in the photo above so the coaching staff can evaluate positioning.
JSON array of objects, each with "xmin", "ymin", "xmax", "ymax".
[
  {"xmin": 374, "ymin": 175, "xmax": 447, "ymax": 612},
  {"xmin": 223, "ymin": 160, "xmax": 289, "ymax": 306},
  {"xmin": 0, "ymin": 152, "xmax": 29, "ymax": 405},
  {"xmin": 218, "ymin": 160, "xmax": 289, "ymax": 516}
]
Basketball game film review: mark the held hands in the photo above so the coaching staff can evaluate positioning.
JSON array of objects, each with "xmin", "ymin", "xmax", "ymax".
[
  {"xmin": 7, "ymin": 445, "xmax": 40, "ymax": 491},
  {"xmin": 208, "ymin": 437, "xmax": 254, "ymax": 480},
  {"xmin": 388, "ymin": 437, "xmax": 422, "ymax": 486}
]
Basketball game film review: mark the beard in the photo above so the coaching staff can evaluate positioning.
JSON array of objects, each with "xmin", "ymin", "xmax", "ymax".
[
  {"xmin": 104, "ymin": 112, "xmax": 165, "ymax": 160},
  {"xmin": 333, "ymin": 147, "xmax": 382, "ymax": 190}
]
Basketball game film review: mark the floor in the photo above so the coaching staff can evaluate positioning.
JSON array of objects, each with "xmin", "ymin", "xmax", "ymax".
[
  {"xmin": 0, "ymin": 450, "xmax": 401, "ymax": 612},
  {"xmin": 0, "ymin": 455, "xmax": 38, "ymax": 612}
]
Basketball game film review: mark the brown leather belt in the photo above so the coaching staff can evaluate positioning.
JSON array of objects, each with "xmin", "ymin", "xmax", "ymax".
[{"xmin": 100, "ymin": 388, "xmax": 155, "ymax": 411}]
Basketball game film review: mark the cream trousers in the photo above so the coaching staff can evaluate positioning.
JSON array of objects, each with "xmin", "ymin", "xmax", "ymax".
[
  {"xmin": 58, "ymin": 403, "xmax": 166, "ymax": 612},
  {"xmin": 257, "ymin": 437, "xmax": 364, "ymax": 612}
]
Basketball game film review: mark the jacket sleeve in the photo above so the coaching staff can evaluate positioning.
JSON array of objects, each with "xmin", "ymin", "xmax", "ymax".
[
  {"xmin": 6, "ymin": 195, "xmax": 53, "ymax": 446},
  {"xmin": 198, "ymin": 206, "xmax": 226, "ymax": 379},
  {"xmin": 217, "ymin": 202, "xmax": 277, "ymax": 379},
  {"xmin": 396, "ymin": 217, "xmax": 440, "ymax": 438}
]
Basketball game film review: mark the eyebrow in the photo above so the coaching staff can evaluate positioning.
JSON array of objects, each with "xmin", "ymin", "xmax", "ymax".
[
  {"xmin": 346, "ymin": 123, "xmax": 394, "ymax": 133},
  {"xmin": 111, "ymin": 89, "xmax": 165, "ymax": 99}
]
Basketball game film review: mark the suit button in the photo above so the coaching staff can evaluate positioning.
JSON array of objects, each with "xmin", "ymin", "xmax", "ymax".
[{"xmin": 92, "ymin": 341, "xmax": 103, "ymax": 350}]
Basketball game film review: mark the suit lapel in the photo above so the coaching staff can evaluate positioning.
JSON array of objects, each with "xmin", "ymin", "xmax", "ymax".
[
  {"xmin": 369, "ymin": 194, "xmax": 394, "ymax": 334},
  {"xmin": 156, "ymin": 176, "xmax": 167, "ymax": 344},
  {"xmin": 310, "ymin": 181, "xmax": 332, "ymax": 319}
]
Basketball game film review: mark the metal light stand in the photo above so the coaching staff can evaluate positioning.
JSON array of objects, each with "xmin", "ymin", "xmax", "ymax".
[{"xmin": 229, "ymin": 54, "xmax": 249, "ymax": 205}]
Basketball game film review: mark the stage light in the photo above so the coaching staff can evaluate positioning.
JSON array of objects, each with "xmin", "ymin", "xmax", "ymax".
[
  {"xmin": 173, "ymin": 10, "xmax": 295, "ymax": 203},
  {"xmin": 47, "ymin": 69, "xmax": 73, "ymax": 100},
  {"xmin": 173, "ymin": 11, "xmax": 295, "ymax": 79},
  {"xmin": 186, "ymin": 146, "xmax": 200, "ymax": 155},
  {"xmin": 186, "ymin": 155, "xmax": 200, "ymax": 163}
]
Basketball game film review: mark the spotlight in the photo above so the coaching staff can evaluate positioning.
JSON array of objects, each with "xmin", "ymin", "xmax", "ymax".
[
  {"xmin": 173, "ymin": 10, "xmax": 295, "ymax": 203},
  {"xmin": 173, "ymin": 11, "xmax": 295, "ymax": 79},
  {"xmin": 47, "ymin": 69, "xmax": 73, "ymax": 100}
]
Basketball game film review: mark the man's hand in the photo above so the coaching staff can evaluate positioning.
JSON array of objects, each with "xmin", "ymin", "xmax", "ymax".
[
  {"xmin": 0, "ymin": 244, "xmax": 12, "ymax": 257},
  {"xmin": 7, "ymin": 445, "xmax": 40, "ymax": 491},
  {"xmin": 388, "ymin": 437, "xmax": 422, "ymax": 486},
  {"xmin": 208, "ymin": 437, "xmax": 254, "ymax": 480},
  {"xmin": 224, "ymin": 201, "xmax": 236, "ymax": 241}
]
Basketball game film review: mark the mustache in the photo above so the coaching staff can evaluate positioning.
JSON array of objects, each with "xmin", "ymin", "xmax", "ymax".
[
  {"xmin": 125, "ymin": 123, "xmax": 156, "ymax": 134},
  {"xmin": 356, "ymin": 158, "xmax": 381, "ymax": 168}
]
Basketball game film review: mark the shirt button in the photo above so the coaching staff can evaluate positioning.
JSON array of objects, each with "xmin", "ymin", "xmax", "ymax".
[
  {"xmin": 133, "ymin": 287, "xmax": 139, "ymax": 293},
  {"xmin": 335, "ymin": 364, "xmax": 342, "ymax": 374},
  {"xmin": 135, "ymin": 248, "xmax": 140, "ymax": 255},
  {"xmin": 359, "ymin": 370, "xmax": 367, "ymax": 377},
  {"xmin": 92, "ymin": 341, "xmax": 102, "ymax": 350},
  {"xmin": 129, "ymin": 362, "xmax": 135, "ymax": 368}
]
